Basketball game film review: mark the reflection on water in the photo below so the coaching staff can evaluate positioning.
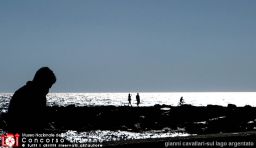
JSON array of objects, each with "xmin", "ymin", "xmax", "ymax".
[
  {"xmin": 61, "ymin": 130, "xmax": 192, "ymax": 143},
  {"xmin": 1, "ymin": 92, "xmax": 256, "ymax": 111},
  {"xmin": 46, "ymin": 92, "xmax": 256, "ymax": 107}
]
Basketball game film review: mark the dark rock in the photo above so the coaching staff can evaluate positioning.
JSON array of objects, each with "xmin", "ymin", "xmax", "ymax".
[
  {"xmin": 227, "ymin": 104, "xmax": 237, "ymax": 109},
  {"xmin": 2, "ymin": 105, "xmax": 256, "ymax": 135}
]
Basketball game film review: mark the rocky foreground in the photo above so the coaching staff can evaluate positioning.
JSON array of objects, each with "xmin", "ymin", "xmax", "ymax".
[
  {"xmin": 1, "ymin": 104, "xmax": 256, "ymax": 134},
  {"xmin": 42, "ymin": 104, "xmax": 256, "ymax": 134},
  {"xmin": 1, "ymin": 104, "xmax": 256, "ymax": 147}
]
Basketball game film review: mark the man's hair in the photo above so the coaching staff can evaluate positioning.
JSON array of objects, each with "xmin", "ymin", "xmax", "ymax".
[{"xmin": 33, "ymin": 67, "xmax": 56, "ymax": 85}]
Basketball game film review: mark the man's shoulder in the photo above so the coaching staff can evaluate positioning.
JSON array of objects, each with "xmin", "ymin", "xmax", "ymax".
[{"xmin": 13, "ymin": 81, "xmax": 33, "ymax": 96}]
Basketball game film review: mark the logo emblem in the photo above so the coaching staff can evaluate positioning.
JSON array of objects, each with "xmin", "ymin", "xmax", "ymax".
[{"xmin": 1, "ymin": 133, "xmax": 20, "ymax": 147}]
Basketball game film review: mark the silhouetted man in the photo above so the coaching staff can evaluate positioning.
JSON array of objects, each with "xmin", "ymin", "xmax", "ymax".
[
  {"xmin": 136, "ymin": 93, "xmax": 140, "ymax": 107},
  {"xmin": 179, "ymin": 97, "xmax": 185, "ymax": 106},
  {"xmin": 128, "ymin": 93, "xmax": 132, "ymax": 106},
  {"xmin": 7, "ymin": 67, "xmax": 56, "ymax": 132}
]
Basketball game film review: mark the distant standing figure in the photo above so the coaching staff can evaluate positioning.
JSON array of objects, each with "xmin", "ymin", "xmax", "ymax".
[
  {"xmin": 128, "ymin": 93, "xmax": 132, "ymax": 106},
  {"xmin": 7, "ymin": 67, "xmax": 56, "ymax": 132},
  {"xmin": 136, "ymin": 93, "xmax": 140, "ymax": 106},
  {"xmin": 179, "ymin": 97, "xmax": 185, "ymax": 106}
]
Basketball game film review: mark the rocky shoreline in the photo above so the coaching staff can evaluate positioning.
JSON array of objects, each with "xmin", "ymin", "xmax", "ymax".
[
  {"xmin": 1, "ymin": 104, "xmax": 256, "ymax": 134},
  {"xmin": 1, "ymin": 104, "xmax": 256, "ymax": 147},
  {"xmin": 42, "ymin": 104, "xmax": 256, "ymax": 134}
]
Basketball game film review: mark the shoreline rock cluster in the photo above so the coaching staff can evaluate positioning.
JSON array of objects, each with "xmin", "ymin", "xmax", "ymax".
[
  {"xmin": 1, "ymin": 104, "xmax": 256, "ymax": 135},
  {"xmin": 1, "ymin": 104, "xmax": 256, "ymax": 147},
  {"xmin": 44, "ymin": 104, "xmax": 256, "ymax": 135}
]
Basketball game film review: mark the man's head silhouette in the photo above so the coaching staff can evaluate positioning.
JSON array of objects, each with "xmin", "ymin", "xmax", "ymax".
[{"xmin": 32, "ymin": 67, "xmax": 56, "ymax": 93}]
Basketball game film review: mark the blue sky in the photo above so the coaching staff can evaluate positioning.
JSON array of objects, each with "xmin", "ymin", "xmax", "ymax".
[{"xmin": 0, "ymin": 0, "xmax": 256, "ymax": 92}]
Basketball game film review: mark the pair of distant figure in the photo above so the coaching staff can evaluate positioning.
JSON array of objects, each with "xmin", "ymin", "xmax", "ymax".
[{"xmin": 128, "ymin": 93, "xmax": 140, "ymax": 106}]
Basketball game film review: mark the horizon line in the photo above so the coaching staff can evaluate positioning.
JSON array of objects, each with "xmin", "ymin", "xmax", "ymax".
[{"xmin": 1, "ymin": 91, "xmax": 256, "ymax": 94}]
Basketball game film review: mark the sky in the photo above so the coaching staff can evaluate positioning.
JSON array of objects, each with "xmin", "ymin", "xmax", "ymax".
[{"xmin": 0, "ymin": 0, "xmax": 256, "ymax": 92}]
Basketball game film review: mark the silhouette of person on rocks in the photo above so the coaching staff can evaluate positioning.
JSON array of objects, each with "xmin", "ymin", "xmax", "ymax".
[
  {"xmin": 136, "ymin": 93, "xmax": 140, "ymax": 107},
  {"xmin": 128, "ymin": 93, "xmax": 132, "ymax": 106},
  {"xmin": 179, "ymin": 97, "xmax": 185, "ymax": 106},
  {"xmin": 7, "ymin": 67, "xmax": 56, "ymax": 132}
]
